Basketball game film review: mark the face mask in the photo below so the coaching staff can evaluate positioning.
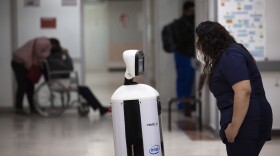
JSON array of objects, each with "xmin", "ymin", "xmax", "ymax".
[{"xmin": 196, "ymin": 49, "xmax": 205, "ymax": 65}]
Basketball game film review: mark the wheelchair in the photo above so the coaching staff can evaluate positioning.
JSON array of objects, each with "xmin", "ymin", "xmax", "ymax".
[{"xmin": 33, "ymin": 59, "xmax": 90, "ymax": 117}]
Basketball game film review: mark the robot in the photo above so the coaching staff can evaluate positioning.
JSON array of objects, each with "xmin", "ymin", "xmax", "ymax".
[{"xmin": 111, "ymin": 50, "xmax": 165, "ymax": 156}]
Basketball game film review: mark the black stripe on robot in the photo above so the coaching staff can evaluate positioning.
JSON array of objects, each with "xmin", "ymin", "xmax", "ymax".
[{"xmin": 123, "ymin": 100, "xmax": 144, "ymax": 156}]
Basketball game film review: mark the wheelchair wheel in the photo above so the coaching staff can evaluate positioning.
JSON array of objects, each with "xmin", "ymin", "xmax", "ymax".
[
  {"xmin": 77, "ymin": 102, "xmax": 90, "ymax": 117},
  {"xmin": 34, "ymin": 81, "xmax": 70, "ymax": 117}
]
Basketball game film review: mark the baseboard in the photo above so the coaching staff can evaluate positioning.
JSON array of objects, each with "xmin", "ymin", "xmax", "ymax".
[
  {"xmin": 272, "ymin": 130, "xmax": 280, "ymax": 135},
  {"xmin": 0, "ymin": 107, "xmax": 14, "ymax": 113},
  {"xmin": 108, "ymin": 67, "xmax": 126, "ymax": 72}
]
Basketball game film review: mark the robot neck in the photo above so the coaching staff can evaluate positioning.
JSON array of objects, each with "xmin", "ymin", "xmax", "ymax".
[{"xmin": 124, "ymin": 78, "xmax": 138, "ymax": 85}]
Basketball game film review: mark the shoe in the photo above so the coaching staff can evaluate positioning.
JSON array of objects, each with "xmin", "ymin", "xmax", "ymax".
[{"xmin": 99, "ymin": 107, "xmax": 109, "ymax": 116}]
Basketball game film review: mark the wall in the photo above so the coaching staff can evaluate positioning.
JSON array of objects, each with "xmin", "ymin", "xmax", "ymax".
[
  {"xmin": 153, "ymin": 0, "xmax": 180, "ymax": 107},
  {"xmin": 16, "ymin": 0, "xmax": 84, "ymax": 83},
  {"xmin": 265, "ymin": 0, "xmax": 280, "ymax": 61},
  {"xmin": 84, "ymin": 0, "xmax": 143, "ymax": 70},
  {"xmin": 0, "ymin": 0, "xmax": 13, "ymax": 107},
  {"xmin": 143, "ymin": 0, "xmax": 156, "ymax": 86},
  {"xmin": 261, "ymin": 72, "xmax": 280, "ymax": 129},
  {"xmin": 84, "ymin": 2, "xmax": 108, "ymax": 71},
  {"xmin": 261, "ymin": 0, "xmax": 280, "ymax": 129},
  {"xmin": 107, "ymin": 0, "xmax": 143, "ymax": 68}
]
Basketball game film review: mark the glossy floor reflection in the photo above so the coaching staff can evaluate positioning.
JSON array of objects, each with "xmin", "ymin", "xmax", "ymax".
[{"xmin": 0, "ymin": 71, "xmax": 279, "ymax": 156}]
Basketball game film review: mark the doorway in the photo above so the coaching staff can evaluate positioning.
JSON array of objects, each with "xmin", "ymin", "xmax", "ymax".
[{"xmin": 83, "ymin": 0, "xmax": 144, "ymax": 105}]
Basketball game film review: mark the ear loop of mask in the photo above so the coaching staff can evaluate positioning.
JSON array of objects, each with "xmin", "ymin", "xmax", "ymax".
[{"xmin": 196, "ymin": 49, "xmax": 205, "ymax": 65}]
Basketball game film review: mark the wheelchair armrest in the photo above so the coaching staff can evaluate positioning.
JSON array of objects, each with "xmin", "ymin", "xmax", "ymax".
[{"xmin": 49, "ymin": 70, "xmax": 73, "ymax": 75}]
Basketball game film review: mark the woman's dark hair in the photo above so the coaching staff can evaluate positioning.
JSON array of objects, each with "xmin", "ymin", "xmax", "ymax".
[
  {"xmin": 195, "ymin": 21, "xmax": 236, "ymax": 76},
  {"xmin": 49, "ymin": 38, "xmax": 63, "ymax": 55}
]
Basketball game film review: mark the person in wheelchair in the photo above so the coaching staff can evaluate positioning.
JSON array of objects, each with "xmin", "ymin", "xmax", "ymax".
[{"xmin": 44, "ymin": 38, "xmax": 109, "ymax": 116}]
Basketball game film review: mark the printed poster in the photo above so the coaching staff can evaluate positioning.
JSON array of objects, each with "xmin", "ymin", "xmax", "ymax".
[{"xmin": 218, "ymin": 0, "xmax": 266, "ymax": 60}]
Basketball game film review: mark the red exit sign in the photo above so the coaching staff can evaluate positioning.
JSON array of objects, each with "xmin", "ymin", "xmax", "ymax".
[{"xmin": 40, "ymin": 17, "xmax": 56, "ymax": 29}]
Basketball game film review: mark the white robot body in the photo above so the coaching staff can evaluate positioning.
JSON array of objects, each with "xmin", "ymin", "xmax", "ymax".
[
  {"xmin": 111, "ymin": 84, "xmax": 164, "ymax": 156},
  {"xmin": 111, "ymin": 50, "xmax": 164, "ymax": 156}
]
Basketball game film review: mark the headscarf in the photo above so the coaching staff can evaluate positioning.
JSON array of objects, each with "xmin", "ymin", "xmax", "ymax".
[{"xmin": 13, "ymin": 37, "xmax": 51, "ymax": 69}]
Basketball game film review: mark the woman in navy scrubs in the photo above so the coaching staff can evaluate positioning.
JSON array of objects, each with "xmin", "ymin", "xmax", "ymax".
[{"xmin": 195, "ymin": 21, "xmax": 273, "ymax": 156}]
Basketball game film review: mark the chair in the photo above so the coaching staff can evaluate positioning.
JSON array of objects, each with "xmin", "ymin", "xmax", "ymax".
[{"xmin": 168, "ymin": 73, "xmax": 206, "ymax": 131}]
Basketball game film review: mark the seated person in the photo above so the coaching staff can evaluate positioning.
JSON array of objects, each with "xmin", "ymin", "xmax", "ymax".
[{"xmin": 45, "ymin": 38, "xmax": 109, "ymax": 116}]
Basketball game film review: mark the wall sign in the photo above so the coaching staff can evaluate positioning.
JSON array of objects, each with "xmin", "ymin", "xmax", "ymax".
[
  {"xmin": 218, "ymin": 0, "xmax": 266, "ymax": 61},
  {"xmin": 40, "ymin": 17, "xmax": 56, "ymax": 29},
  {"xmin": 119, "ymin": 13, "xmax": 129, "ymax": 28}
]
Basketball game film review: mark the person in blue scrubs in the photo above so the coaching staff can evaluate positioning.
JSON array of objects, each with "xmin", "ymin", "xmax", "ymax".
[
  {"xmin": 173, "ymin": 2, "xmax": 195, "ymax": 111},
  {"xmin": 195, "ymin": 21, "xmax": 273, "ymax": 156}
]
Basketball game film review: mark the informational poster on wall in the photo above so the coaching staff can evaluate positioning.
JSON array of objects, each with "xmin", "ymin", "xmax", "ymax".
[{"xmin": 218, "ymin": 0, "xmax": 266, "ymax": 61}]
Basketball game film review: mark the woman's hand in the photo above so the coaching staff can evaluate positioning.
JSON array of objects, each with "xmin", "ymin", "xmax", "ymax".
[{"xmin": 225, "ymin": 123, "xmax": 239, "ymax": 143}]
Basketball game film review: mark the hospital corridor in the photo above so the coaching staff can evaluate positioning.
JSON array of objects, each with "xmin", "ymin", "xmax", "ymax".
[{"xmin": 1, "ymin": 0, "xmax": 280, "ymax": 156}]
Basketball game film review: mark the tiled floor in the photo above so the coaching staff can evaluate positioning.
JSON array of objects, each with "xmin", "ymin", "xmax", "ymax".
[{"xmin": 0, "ymin": 71, "xmax": 279, "ymax": 156}]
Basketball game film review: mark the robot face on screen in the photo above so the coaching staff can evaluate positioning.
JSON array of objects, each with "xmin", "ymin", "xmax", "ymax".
[{"xmin": 123, "ymin": 50, "xmax": 144, "ymax": 79}]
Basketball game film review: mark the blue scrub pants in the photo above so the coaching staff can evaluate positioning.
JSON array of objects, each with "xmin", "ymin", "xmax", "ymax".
[{"xmin": 174, "ymin": 52, "xmax": 195, "ymax": 110}]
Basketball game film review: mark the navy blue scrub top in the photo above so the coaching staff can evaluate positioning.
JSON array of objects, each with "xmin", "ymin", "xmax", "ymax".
[{"xmin": 209, "ymin": 43, "xmax": 273, "ymax": 143}]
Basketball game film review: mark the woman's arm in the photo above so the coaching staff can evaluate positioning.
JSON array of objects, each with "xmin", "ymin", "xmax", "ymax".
[{"xmin": 225, "ymin": 80, "xmax": 251, "ymax": 143}]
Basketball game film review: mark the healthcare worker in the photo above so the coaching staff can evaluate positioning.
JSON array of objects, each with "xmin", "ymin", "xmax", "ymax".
[
  {"xmin": 12, "ymin": 37, "xmax": 51, "ymax": 115},
  {"xmin": 195, "ymin": 21, "xmax": 273, "ymax": 156}
]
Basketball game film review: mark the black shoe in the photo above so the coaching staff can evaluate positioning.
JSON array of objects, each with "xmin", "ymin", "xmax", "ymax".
[{"xmin": 99, "ymin": 107, "xmax": 109, "ymax": 116}]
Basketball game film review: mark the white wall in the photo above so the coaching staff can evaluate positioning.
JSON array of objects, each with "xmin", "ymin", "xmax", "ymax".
[
  {"xmin": 266, "ymin": 0, "xmax": 280, "ymax": 61},
  {"xmin": 0, "ymin": 0, "xmax": 13, "ymax": 107},
  {"xmin": 84, "ymin": 1, "xmax": 143, "ymax": 70},
  {"xmin": 262, "ymin": 0, "xmax": 280, "ymax": 129},
  {"xmin": 143, "ymin": 0, "xmax": 156, "ymax": 86},
  {"xmin": 108, "ymin": 1, "xmax": 143, "ymax": 44},
  {"xmin": 258, "ymin": 77, "xmax": 280, "ymax": 129},
  {"xmin": 84, "ymin": 2, "xmax": 108, "ymax": 71},
  {"xmin": 261, "ymin": 72, "xmax": 280, "ymax": 129}
]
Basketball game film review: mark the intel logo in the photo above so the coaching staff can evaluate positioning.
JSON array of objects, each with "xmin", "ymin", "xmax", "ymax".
[{"xmin": 149, "ymin": 145, "xmax": 160, "ymax": 154}]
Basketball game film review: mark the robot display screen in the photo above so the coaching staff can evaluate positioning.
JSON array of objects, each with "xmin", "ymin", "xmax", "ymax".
[{"xmin": 138, "ymin": 57, "xmax": 144, "ymax": 74}]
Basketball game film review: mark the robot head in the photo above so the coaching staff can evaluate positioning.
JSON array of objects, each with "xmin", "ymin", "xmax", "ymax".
[{"xmin": 123, "ymin": 50, "xmax": 144, "ymax": 80}]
